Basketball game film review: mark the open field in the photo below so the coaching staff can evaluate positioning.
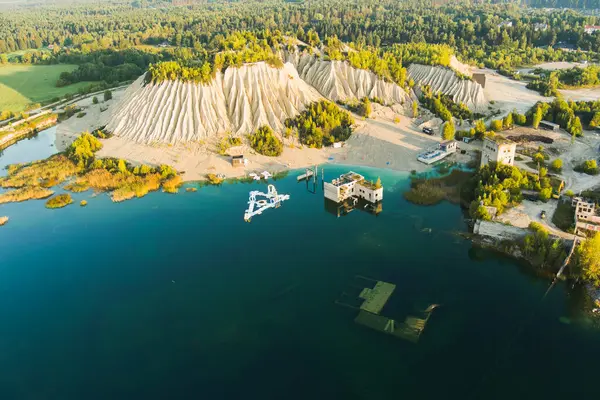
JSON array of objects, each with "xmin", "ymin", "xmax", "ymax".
[{"xmin": 0, "ymin": 64, "xmax": 96, "ymax": 112}]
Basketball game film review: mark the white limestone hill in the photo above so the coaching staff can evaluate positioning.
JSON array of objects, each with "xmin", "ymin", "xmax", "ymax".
[
  {"xmin": 287, "ymin": 52, "xmax": 411, "ymax": 104},
  {"xmin": 106, "ymin": 62, "xmax": 322, "ymax": 144},
  {"xmin": 106, "ymin": 58, "xmax": 412, "ymax": 144},
  {"xmin": 407, "ymin": 64, "xmax": 487, "ymax": 112}
]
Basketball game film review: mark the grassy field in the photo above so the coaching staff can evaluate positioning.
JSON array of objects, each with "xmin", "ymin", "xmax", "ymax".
[{"xmin": 0, "ymin": 64, "xmax": 95, "ymax": 112}]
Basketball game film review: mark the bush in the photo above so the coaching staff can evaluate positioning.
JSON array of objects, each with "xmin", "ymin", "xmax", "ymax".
[
  {"xmin": 92, "ymin": 96, "xmax": 99, "ymax": 104},
  {"xmin": 217, "ymin": 134, "xmax": 243, "ymax": 155},
  {"xmin": 539, "ymin": 187, "xmax": 552, "ymax": 202},
  {"xmin": 576, "ymin": 159, "xmax": 599, "ymax": 175},
  {"xmin": 104, "ymin": 90, "xmax": 112, "ymax": 101},
  {"xmin": 551, "ymin": 159, "xmax": 563, "ymax": 173},
  {"xmin": 45, "ymin": 193, "xmax": 73, "ymax": 209},
  {"xmin": 533, "ymin": 152, "xmax": 545, "ymax": 164},
  {"xmin": 514, "ymin": 112, "xmax": 527, "ymax": 126},
  {"xmin": 490, "ymin": 119, "xmax": 503, "ymax": 131},
  {"xmin": 360, "ymin": 97, "xmax": 372, "ymax": 118},
  {"xmin": 442, "ymin": 121, "xmax": 455, "ymax": 140},
  {"xmin": 286, "ymin": 101, "xmax": 354, "ymax": 148},
  {"xmin": 248, "ymin": 126, "xmax": 283, "ymax": 156},
  {"xmin": 503, "ymin": 113, "xmax": 513, "ymax": 130}
]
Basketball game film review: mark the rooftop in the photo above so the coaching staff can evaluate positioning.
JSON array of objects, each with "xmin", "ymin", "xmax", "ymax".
[
  {"xmin": 331, "ymin": 171, "xmax": 364, "ymax": 187},
  {"xmin": 484, "ymin": 136, "xmax": 515, "ymax": 146},
  {"xmin": 540, "ymin": 120, "xmax": 560, "ymax": 127},
  {"xmin": 359, "ymin": 179, "xmax": 381, "ymax": 190},
  {"xmin": 358, "ymin": 281, "xmax": 396, "ymax": 315}
]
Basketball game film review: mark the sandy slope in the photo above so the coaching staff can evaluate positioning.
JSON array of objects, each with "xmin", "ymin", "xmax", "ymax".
[
  {"xmin": 407, "ymin": 64, "xmax": 487, "ymax": 112},
  {"xmin": 287, "ymin": 53, "xmax": 411, "ymax": 104},
  {"xmin": 106, "ymin": 57, "xmax": 412, "ymax": 145},
  {"xmin": 93, "ymin": 107, "xmax": 450, "ymax": 182},
  {"xmin": 449, "ymin": 55, "xmax": 473, "ymax": 77},
  {"xmin": 105, "ymin": 62, "xmax": 323, "ymax": 144},
  {"xmin": 517, "ymin": 62, "xmax": 588, "ymax": 74}
]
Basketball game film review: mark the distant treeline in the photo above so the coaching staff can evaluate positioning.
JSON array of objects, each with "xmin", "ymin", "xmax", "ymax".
[
  {"xmin": 55, "ymin": 49, "xmax": 165, "ymax": 86},
  {"xmin": 1, "ymin": 0, "xmax": 599, "ymax": 72},
  {"xmin": 526, "ymin": 0, "xmax": 600, "ymax": 8}
]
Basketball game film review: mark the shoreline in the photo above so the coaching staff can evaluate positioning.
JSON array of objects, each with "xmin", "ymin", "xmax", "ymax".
[{"xmin": 86, "ymin": 106, "xmax": 473, "ymax": 183}]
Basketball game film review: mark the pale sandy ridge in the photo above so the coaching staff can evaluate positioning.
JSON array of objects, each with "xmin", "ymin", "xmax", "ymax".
[
  {"xmin": 287, "ymin": 53, "xmax": 411, "ymax": 104},
  {"xmin": 106, "ymin": 57, "xmax": 414, "ymax": 145},
  {"xmin": 105, "ymin": 62, "xmax": 323, "ymax": 144},
  {"xmin": 95, "ymin": 105, "xmax": 446, "ymax": 183},
  {"xmin": 407, "ymin": 64, "xmax": 488, "ymax": 112}
]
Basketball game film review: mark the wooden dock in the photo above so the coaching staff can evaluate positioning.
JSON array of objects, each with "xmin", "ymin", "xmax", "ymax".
[{"xmin": 297, "ymin": 169, "xmax": 315, "ymax": 181}]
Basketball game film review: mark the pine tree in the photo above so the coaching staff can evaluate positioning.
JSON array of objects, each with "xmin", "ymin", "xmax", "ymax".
[{"xmin": 442, "ymin": 121, "xmax": 455, "ymax": 140}]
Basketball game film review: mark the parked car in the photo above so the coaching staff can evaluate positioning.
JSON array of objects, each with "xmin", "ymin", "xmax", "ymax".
[{"xmin": 422, "ymin": 127, "xmax": 434, "ymax": 135}]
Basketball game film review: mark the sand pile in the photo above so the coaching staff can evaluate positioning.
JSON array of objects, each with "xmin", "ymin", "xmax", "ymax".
[
  {"xmin": 107, "ymin": 56, "xmax": 412, "ymax": 144},
  {"xmin": 106, "ymin": 62, "xmax": 322, "ymax": 144},
  {"xmin": 407, "ymin": 64, "xmax": 487, "ymax": 112},
  {"xmin": 449, "ymin": 55, "xmax": 473, "ymax": 77},
  {"xmin": 287, "ymin": 53, "xmax": 411, "ymax": 104}
]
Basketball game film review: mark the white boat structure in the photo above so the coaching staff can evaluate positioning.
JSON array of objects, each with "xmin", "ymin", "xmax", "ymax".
[
  {"xmin": 417, "ymin": 140, "xmax": 458, "ymax": 165},
  {"xmin": 243, "ymin": 184, "xmax": 290, "ymax": 222}
]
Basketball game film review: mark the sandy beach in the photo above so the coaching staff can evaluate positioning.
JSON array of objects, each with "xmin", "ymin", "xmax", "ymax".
[
  {"xmin": 51, "ymin": 60, "xmax": 600, "ymax": 184},
  {"xmin": 53, "ymin": 97, "xmax": 463, "ymax": 182},
  {"xmin": 92, "ymin": 107, "xmax": 449, "ymax": 182}
]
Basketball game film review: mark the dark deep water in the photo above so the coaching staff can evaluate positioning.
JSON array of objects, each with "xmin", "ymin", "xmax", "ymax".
[{"xmin": 0, "ymin": 128, "xmax": 599, "ymax": 399}]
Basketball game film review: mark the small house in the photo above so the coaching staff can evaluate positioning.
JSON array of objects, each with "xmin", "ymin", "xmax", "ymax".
[
  {"xmin": 539, "ymin": 120, "xmax": 560, "ymax": 131},
  {"xmin": 440, "ymin": 140, "xmax": 457, "ymax": 154},
  {"xmin": 231, "ymin": 155, "xmax": 246, "ymax": 167},
  {"xmin": 324, "ymin": 172, "xmax": 383, "ymax": 204},
  {"xmin": 585, "ymin": 25, "xmax": 600, "ymax": 35},
  {"xmin": 480, "ymin": 137, "xmax": 516, "ymax": 168}
]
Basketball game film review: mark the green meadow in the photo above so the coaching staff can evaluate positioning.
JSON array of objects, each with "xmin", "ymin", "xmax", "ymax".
[{"xmin": 0, "ymin": 64, "xmax": 94, "ymax": 112}]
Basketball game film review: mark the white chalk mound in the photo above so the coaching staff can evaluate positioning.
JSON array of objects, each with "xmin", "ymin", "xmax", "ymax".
[
  {"xmin": 407, "ymin": 64, "xmax": 487, "ymax": 112},
  {"xmin": 288, "ymin": 52, "xmax": 411, "ymax": 104},
  {"xmin": 106, "ymin": 62, "xmax": 323, "ymax": 144},
  {"xmin": 107, "ymin": 57, "xmax": 411, "ymax": 144}
]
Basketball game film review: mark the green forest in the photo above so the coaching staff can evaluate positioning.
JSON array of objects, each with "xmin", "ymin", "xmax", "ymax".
[
  {"xmin": 2, "ymin": 0, "xmax": 599, "ymax": 69},
  {"xmin": 1, "ymin": 0, "xmax": 599, "ymax": 115}
]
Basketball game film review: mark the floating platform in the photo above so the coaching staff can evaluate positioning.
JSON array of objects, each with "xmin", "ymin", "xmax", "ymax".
[{"xmin": 243, "ymin": 184, "xmax": 290, "ymax": 222}]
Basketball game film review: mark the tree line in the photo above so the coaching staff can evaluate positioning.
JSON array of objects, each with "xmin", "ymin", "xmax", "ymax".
[{"xmin": 1, "ymin": 0, "xmax": 599, "ymax": 71}]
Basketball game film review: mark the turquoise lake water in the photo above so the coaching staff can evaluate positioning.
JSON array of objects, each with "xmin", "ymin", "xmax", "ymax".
[{"xmin": 0, "ymin": 129, "xmax": 599, "ymax": 399}]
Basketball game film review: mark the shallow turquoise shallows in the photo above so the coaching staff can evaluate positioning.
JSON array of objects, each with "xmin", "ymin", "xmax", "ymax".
[{"xmin": 0, "ymin": 129, "xmax": 599, "ymax": 400}]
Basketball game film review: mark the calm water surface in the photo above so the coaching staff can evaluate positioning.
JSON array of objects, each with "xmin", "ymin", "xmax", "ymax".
[{"xmin": 0, "ymin": 128, "xmax": 599, "ymax": 399}]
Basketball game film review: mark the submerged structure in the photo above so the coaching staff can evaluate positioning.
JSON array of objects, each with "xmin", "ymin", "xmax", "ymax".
[
  {"xmin": 243, "ymin": 184, "xmax": 290, "ymax": 222},
  {"xmin": 336, "ymin": 276, "xmax": 437, "ymax": 343},
  {"xmin": 323, "ymin": 197, "xmax": 382, "ymax": 218},
  {"xmin": 324, "ymin": 172, "xmax": 383, "ymax": 204}
]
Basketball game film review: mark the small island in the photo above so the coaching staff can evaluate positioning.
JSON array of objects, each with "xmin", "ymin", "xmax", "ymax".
[
  {"xmin": 0, "ymin": 216, "xmax": 8, "ymax": 226},
  {"xmin": 46, "ymin": 194, "xmax": 73, "ymax": 209}
]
